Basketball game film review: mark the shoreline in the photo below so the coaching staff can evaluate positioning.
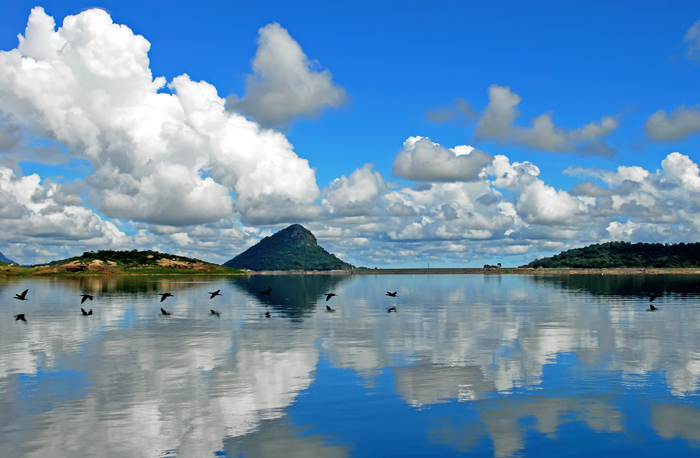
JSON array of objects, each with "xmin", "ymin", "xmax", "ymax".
[{"xmin": 4, "ymin": 267, "xmax": 700, "ymax": 278}]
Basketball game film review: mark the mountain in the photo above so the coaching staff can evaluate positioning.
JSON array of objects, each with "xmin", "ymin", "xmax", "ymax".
[
  {"xmin": 0, "ymin": 251, "xmax": 16, "ymax": 264},
  {"xmin": 224, "ymin": 224, "xmax": 353, "ymax": 271},
  {"xmin": 522, "ymin": 241, "xmax": 700, "ymax": 268}
]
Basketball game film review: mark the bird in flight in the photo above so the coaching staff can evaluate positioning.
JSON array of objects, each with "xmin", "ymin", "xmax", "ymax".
[
  {"xmin": 210, "ymin": 309, "xmax": 221, "ymax": 317},
  {"xmin": 14, "ymin": 314, "xmax": 27, "ymax": 322},
  {"xmin": 260, "ymin": 287, "xmax": 272, "ymax": 295},
  {"xmin": 386, "ymin": 291, "xmax": 398, "ymax": 297},
  {"xmin": 81, "ymin": 308, "xmax": 93, "ymax": 316},
  {"xmin": 160, "ymin": 308, "xmax": 171, "ymax": 316},
  {"xmin": 80, "ymin": 294, "xmax": 93, "ymax": 304},
  {"xmin": 14, "ymin": 289, "xmax": 28, "ymax": 301},
  {"xmin": 159, "ymin": 293, "xmax": 173, "ymax": 302},
  {"xmin": 209, "ymin": 290, "xmax": 222, "ymax": 299},
  {"xmin": 326, "ymin": 305, "xmax": 335, "ymax": 312},
  {"xmin": 264, "ymin": 311, "xmax": 271, "ymax": 318},
  {"xmin": 325, "ymin": 293, "xmax": 336, "ymax": 301},
  {"xmin": 387, "ymin": 306, "xmax": 397, "ymax": 313},
  {"xmin": 648, "ymin": 293, "xmax": 659, "ymax": 302}
]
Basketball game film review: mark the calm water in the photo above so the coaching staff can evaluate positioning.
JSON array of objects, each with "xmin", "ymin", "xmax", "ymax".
[{"xmin": 2, "ymin": 274, "xmax": 700, "ymax": 457}]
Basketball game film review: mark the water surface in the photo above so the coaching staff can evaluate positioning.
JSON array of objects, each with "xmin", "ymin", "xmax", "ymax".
[{"xmin": 2, "ymin": 274, "xmax": 700, "ymax": 457}]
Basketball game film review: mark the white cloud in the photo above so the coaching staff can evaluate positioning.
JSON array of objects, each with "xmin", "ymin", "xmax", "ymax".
[
  {"xmin": 645, "ymin": 105, "xmax": 700, "ymax": 141},
  {"xmin": 473, "ymin": 85, "xmax": 618, "ymax": 155},
  {"xmin": 425, "ymin": 97, "xmax": 477, "ymax": 124},
  {"xmin": 0, "ymin": 8, "xmax": 320, "ymax": 228},
  {"xmin": 684, "ymin": 20, "xmax": 700, "ymax": 61},
  {"xmin": 392, "ymin": 136, "xmax": 494, "ymax": 182},
  {"xmin": 227, "ymin": 22, "xmax": 347, "ymax": 128}
]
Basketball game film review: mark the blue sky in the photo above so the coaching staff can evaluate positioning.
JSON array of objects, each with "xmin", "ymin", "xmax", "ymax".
[{"xmin": 1, "ymin": 1, "xmax": 700, "ymax": 267}]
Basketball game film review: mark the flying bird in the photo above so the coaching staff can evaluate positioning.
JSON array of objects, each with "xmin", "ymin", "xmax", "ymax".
[
  {"xmin": 160, "ymin": 308, "xmax": 171, "ymax": 316},
  {"xmin": 208, "ymin": 290, "xmax": 222, "ymax": 299},
  {"xmin": 210, "ymin": 309, "xmax": 221, "ymax": 317},
  {"xmin": 14, "ymin": 314, "xmax": 26, "ymax": 322},
  {"xmin": 648, "ymin": 293, "xmax": 659, "ymax": 302},
  {"xmin": 265, "ymin": 311, "xmax": 271, "ymax": 318},
  {"xmin": 80, "ymin": 294, "xmax": 93, "ymax": 304},
  {"xmin": 81, "ymin": 308, "xmax": 93, "ymax": 316},
  {"xmin": 325, "ymin": 293, "xmax": 336, "ymax": 301},
  {"xmin": 387, "ymin": 306, "xmax": 397, "ymax": 313},
  {"xmin": 326, "ymin": 305, "xmax": 335, "ymax": 312},
  {"xmin": 14, "ymin": 289, "xmax": 28, "ymax": 301},
  {"xmin": 260, "ymin": 287, "xmax": 272, "ymax": 295},
  {"xmin": 386, "ymin": 291, "xmax": 398, "ymax": 297},
  {"xmin": 159, "ymin": 293, "xmax": 173, "ymax": 302}
]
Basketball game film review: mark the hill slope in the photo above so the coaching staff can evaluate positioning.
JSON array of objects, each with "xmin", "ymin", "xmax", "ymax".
[
  {"xmin": 522, "ymin": 241, "xmax": 700, "ymax": 268},
  {"xmin": 0, "ymin": 251, "xmax": 16, "ymax": 264},
  {"xmin": 224, "ymin": 224, "xmax": 353, "ymax": 271}
]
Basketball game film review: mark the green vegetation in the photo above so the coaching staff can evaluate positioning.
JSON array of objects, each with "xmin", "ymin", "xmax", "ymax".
[
  {"xmin": 522, "ymin": 241, "xmax": 700, "ymax": 268},
  {"xmin": 224, "ymin": 224, "xmax": 353, "ymax": 271},
  {"xmin": 61, "ymin": 249, "xmax": 204, "ymax": 267}
]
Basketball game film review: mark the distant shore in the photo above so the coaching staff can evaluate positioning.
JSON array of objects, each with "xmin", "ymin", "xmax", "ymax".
[{"xmin": 251, "ymin": 267, "xmax": 700, "ymax": 275}]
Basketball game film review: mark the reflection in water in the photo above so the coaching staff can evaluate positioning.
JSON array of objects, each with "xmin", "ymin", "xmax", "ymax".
[
  {"xmin": 228, "ymin": 274, "xmax": 350, "ymax": 320},
  {"xmin": 0, "ymin": 274, "xmax": 699, "ymax": 457}
]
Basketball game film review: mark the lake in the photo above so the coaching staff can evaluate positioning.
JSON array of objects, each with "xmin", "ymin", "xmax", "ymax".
[{"xmin": 2, "ymin": 273, "xmax": 700, "ymax": 457}]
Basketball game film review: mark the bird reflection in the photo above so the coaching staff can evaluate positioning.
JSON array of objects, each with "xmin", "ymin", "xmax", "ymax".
[
  {"xmin": 14, "ymin": 313, "xmax": 27, "ymax": 322},
  {"xmin": 160, "ymin": 308, "xmax": 172, "ymax": 316},
  {"xmin": 81, "ymin": 308, "xmax": 93, "ymax": 316},
  {"xmin": 210, "ymin": 310, "xmax": 221, "ymax": 317},
  {"xmin": 387, "ymin": 306, "xmax": 397, "ymax": 313},
  {"xmin": 260, "ymin": 287, "xmax": 272, "ymax": 295},
  {"xmin": 326, "ymin": 305, "xmax": 335, "ymax": 312}
]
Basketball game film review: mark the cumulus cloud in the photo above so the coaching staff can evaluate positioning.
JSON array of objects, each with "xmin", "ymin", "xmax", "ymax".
[
  {"xmin": 644, "ymin": 105, "xmax": 700, "ymax": 141},
  {"xmin": 425, "ymin": 97, "xmax": 477, "ymax": 124},
  {"xmin": 392, "ymin": 136, "xmax": 494, "ymax": 182},
  {"xmin": 227, "ymin": 22, "xmax": 347, "ymax": 128},
  {"xmin": 473, "ymin": 85, "xmax": 618, "ymax": 155},
  {"xmin": 0, "ymin": 8, "xmax": 321, "ymax": 228}
]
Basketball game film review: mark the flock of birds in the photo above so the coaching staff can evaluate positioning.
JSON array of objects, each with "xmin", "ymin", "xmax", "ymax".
[
  {"xmin": 11, "ymin": 287, "xmax": 402, "ymax": 322},
  {"xmin": 11, "ymin": 288, "xmax": 661, "ymax": 322}
]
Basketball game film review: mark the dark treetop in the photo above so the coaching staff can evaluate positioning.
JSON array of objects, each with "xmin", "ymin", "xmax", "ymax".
[
  {"xmin": 223, "ymin": 224, "xmax": 354, "ymax": 271},
  {"xmin": 522, "ymin": 241, "xmax": 700, "ymax": 269}
]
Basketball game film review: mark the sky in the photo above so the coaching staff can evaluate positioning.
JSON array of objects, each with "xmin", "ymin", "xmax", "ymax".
[{"xmin": 1, "ymin": 1, "xmax": 700, "ymax": 267}]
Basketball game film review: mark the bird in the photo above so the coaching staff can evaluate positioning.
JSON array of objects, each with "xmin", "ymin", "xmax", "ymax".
[
  {"xmin": 81, "ymin": 308, "xmax": 93, "ymax": 316},
  {"xmin": 14, "ymin": 289, "xmax": 28, "ymax": 301},
  {"xmin": 208, "ymin": 290, "xmax": 221, "ymax": 299},
  {"xmin": 648, "ymin": 293, "xmax": 659, "ymax": 302},
  {"xmin": 160, "ymin": 308, "xmax": 171, "ymax": 316},
  {"xmin": 210, "ymin": 309, "xmax": 220, "ymax": 317},
  {"xmin": 265, "ymin": 311, "xmax": 271, "ymax": 318},
  {"xmin": 387, "ymin": 306, "xmax": 397, "ymax": 313},
  {"xmin": 386, "ymin": 291, "xmax": 398, "ymax": 297},
  {"xmin": 649, "ymin": 304, "xmax": 658, "ymax": 311},
  {"xmin": 325, "ymin": 293, "xmax": 336, "ymax": 301},
  {"xmin": 326, "ymin": 305, "xmax": 335, "ymax": 312},
  {"xmin": 159, "ymin": 293, "xmax": 173, "ymax": 302},
  {"xmin": 14, "ymin": 314, "xmax": 27, "ymax": 322},
  {"xmin": 80, "ymin": 294, "xmax": 93, "ymax": 304},
  {"xmin": 260, "ymin": 287, "xmax": 272, "ymax": 295}
]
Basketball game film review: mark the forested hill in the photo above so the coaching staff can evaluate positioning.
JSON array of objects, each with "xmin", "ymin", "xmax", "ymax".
[
  {"xmin": 522, "ymin": 242, "xmax": 700, "ymax": 268},
  {"xmin": 224, "ymin": 224, "xmax": 353, "ymax": 271}
]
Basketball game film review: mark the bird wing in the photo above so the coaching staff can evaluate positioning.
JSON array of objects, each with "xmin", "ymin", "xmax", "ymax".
[
  {"xmin": 161, "ymin": 308, "xmax": 168, "ymax": 315},
  {"xmin": 81, "ymin": 296, "xmax": 88, "ymax": 304},
  {"xmin": 81, "ymin": 308, "xmax": 87, "ymax": 315},
  {"xmin": 160, "ymin": 295, "xmax": 167, "ymax": 302},
  {"xmin": 19, "ymin": 289, "xmax": 28, "ymax": 299}
]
